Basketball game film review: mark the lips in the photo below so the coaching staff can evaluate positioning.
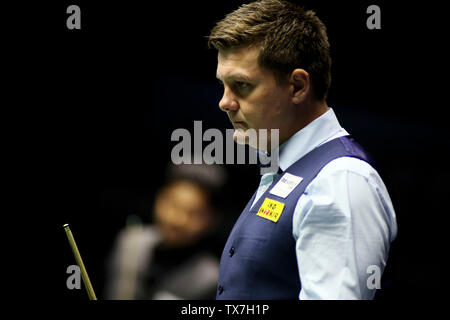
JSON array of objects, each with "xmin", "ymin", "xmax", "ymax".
[{"xmin": 232, "ymin": 121, "xmax": 246, "ymax": 128}]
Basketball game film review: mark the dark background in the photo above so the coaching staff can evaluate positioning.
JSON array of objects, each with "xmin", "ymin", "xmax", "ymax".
[{"xmin": 9, "ymin": 0, "xmax": 448, "ymax": 303}]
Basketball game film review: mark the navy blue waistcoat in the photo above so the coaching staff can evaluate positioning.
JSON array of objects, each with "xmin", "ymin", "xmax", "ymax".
[{"xmin": 216, "ymin": 136, "xmax": 374, "ymax": 299}]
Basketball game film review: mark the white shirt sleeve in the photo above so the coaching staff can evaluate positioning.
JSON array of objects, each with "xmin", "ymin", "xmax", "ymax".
[{"xmin": 292, "ymin": 157, "xmax": 397, "ymax": 300}]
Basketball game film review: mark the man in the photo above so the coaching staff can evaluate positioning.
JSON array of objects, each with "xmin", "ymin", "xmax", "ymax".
[
  {"xmin": 105, "ymin": 164, "xmax": 225, "ymax": 299},
  {"xmin": 208, "ymin": 0, "xmax": 397, "ymax": 299}
]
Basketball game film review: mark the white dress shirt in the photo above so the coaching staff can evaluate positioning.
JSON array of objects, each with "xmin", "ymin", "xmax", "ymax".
[{"xmin": 252, "ymin": 108, "xmax": 397, "ymax": 299}]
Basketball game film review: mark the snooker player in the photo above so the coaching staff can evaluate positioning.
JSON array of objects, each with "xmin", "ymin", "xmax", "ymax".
[{"xmin": 209, "ymin": 0, "xmax": 397, "ymax": 299}]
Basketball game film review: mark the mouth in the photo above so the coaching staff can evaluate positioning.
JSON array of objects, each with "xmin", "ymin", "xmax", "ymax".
[{"xmin": 232, "ymin": 121, "xmax": 246, "ymax": 128}]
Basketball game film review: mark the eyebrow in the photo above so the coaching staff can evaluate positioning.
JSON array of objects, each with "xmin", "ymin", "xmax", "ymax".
[{"xmin": 216, "ymin": 73, "xmax": 254, "ymax": 84}]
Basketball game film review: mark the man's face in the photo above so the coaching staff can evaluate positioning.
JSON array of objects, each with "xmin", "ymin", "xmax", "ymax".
[
  {"xmin": 216, "ymin": 46, "xmax": 292, "ymax": 149},
  {"xmin": 154, "ymin": 180, "xmax": 213, "ymax": 248}
]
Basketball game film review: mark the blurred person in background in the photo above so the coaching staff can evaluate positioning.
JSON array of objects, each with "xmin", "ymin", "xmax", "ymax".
[{"xmin": 105, "ymin": 163, "xmax": 226, "ymax": 299}]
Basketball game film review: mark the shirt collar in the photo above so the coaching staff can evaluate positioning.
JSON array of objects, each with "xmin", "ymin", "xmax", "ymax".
[{"xmin": 277, "ymin": 108, "xmax": 347, "ymax": 171}]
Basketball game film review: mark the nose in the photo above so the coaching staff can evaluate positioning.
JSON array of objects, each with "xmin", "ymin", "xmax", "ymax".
[
  {"xmin": 171, "ymin": 211, "xmax": 189, "ymax": 229},
  {"xmin": 219, "ymin": 88, "xmax": 239, "ymax": 112},
  {"xmin": 166, "ymin": 205, "xmax": 188, "ymax": 228}
]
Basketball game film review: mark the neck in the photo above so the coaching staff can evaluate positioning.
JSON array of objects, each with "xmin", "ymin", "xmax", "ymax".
[{"xmin": 279, "ymin": 99, "xmax": 329, "ymax": 146}]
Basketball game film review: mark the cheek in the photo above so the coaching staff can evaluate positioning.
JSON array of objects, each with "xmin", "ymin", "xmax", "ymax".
[
  {"xmin": 263, "ymin": 86, "xmax": 291, "ymax": 120},
  {"xmin": 239, "ymin": 83, "xmax": 287, "ymax": 128},
  {"xmin": 252, "ymin": 93, "xmax": 284, "ymax": 125},
  {"xmin": 188, "ymin": 216, "xmax": 207, "ymax": 231}
]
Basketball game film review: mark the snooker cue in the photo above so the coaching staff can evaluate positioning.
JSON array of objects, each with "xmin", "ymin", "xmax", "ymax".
[{"xmin": 63, "ymin": 224, "xmax": 97, "ymax": 300}]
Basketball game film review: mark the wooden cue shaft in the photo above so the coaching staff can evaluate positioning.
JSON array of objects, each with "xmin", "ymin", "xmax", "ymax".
[{"xmin": 63, "ymin": 224, "xmax": 97, "ymax": 300}]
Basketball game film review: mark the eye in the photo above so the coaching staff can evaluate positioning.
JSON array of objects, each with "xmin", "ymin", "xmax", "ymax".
[
  {"xmin": 231, "ymin": 81, "xmax": 253, "ymax": 97},
  {"xmin": 233, "ymin": 81, "xmax": 252, "ymax": 92},
  {"xmin": 236, "ymin": 81, "xmax": 249, "ymax": 89}
]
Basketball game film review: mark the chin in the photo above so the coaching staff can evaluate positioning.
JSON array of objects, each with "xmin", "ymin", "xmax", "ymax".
[{"xmin": 233, "ymin": 128, "xmax": 260, "ymax": 150}]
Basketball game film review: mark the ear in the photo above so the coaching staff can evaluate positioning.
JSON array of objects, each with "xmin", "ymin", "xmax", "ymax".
[{"xmin": 289, "ymin": 69, "xmax": 310, "ymax": 104}]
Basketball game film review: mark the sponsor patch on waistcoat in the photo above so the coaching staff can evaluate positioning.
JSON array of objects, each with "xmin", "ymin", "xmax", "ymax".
[
  {"xmin": 269, "ymin": 172, "xmax": 303, "ymax": 198},
  {"xmin": 256, "ymin": 198, "xmax": 285, "ymax": 223}
]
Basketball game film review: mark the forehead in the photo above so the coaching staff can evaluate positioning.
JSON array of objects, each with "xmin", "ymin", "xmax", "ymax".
[
  {"xmin": 216, "ymin": 46, "xmax": 264, "ymax": 80},
  {"xmin": 165, "ymin": 180, "xmax": 208, "ymax": 205}
]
